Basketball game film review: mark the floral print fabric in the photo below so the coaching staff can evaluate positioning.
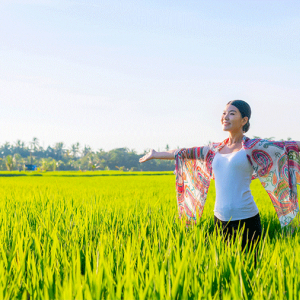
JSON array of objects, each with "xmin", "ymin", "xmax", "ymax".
[{"xmin": 175, "ymin": 136, "xmax": 300, "ymax": 228}]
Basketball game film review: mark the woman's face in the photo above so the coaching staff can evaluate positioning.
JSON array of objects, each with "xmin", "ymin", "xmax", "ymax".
[{"xmin": 221, "ymin": 104, "xmax": 248, "ymax": 133}]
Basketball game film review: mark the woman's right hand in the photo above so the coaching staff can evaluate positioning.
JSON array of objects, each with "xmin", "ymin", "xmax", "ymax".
[{"xmin": 139, "ymin": 149, "xmax": 156, "ymax": 163}]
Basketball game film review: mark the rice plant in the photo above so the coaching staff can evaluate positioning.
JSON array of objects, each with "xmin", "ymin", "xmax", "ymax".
[{"xmin": 0, "ymin": 173, "xmax": 298, "ymax": 299}]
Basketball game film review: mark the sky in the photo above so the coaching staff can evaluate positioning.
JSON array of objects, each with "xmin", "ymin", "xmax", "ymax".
[{"xmin": 0, "ymin": 0, "xmax": 299, "ymax": 153}]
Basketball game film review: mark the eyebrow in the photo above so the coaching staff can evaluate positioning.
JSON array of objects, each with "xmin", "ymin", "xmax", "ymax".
[{"xmin": 223, "ymin": 110, "xmax": 236, "ymax": 113}]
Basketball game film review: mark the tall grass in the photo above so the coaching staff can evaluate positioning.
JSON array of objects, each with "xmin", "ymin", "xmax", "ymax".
[{"xmin": 0, "ymin": 174, "xmax": 298, "ymax": 299}]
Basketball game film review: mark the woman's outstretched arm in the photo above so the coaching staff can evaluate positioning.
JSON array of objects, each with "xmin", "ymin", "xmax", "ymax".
[
  {"xmin": 139, "ymin": 146, "xmax": 209, "ymax": 163},
  {"xmin": 139, "ymin": 149, "xmax": 178, "ymax": 163}
]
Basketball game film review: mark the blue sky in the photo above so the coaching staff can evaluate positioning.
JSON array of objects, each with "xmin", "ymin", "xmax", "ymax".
[{"xmin": 0, "ymin": 0, "xmax": 299, "ymax": 153}]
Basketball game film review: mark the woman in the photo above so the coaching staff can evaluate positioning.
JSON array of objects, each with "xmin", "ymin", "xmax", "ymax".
[{"xmin": 139, "ymin": 100, "xmax": 300, "ymax": 249}]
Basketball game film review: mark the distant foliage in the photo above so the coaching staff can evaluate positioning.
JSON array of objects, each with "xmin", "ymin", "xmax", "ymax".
[
  {"xmin": 253, "ymin": 136, "xmax": 292, "ymax": 141},
  {"xmin": 0, "ymin": 137, "xmax": 294, "ymax": 171},
  {"xmin": 0, "ymin": 138, "xmax": 175, "ymax": 171}
]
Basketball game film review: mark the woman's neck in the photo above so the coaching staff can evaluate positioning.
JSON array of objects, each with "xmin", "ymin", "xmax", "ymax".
[{"xmin": 227, "ymin": 132, "xmax": 244, "ymax": 146}]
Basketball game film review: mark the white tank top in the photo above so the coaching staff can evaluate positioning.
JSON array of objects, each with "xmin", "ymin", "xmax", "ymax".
[{"xmin": 212, "ymin": 148, "xmax": 259, "ymax": 221}]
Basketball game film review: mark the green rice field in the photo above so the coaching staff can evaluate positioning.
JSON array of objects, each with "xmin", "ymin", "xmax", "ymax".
[{"xmin": 0, "ymin": 171, "xmax": 299, "ymax": 299}]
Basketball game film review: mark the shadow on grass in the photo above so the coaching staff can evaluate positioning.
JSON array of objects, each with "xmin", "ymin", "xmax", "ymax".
[
  {"xmin": 0, "ymin": 174, "xmax": 42, "ymax": 177},
  {"xmin": 51, "ymin": 173, "xmax": 173, "ymax": 177},
  {"xmin": 199, "ymin": 215, "xmax": 287, "ymax": 241}
]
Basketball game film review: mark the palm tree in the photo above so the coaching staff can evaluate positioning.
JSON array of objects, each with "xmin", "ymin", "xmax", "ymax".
[
  {"xmin": 21, "ymin": 157, "xmax": 26, "ymax": 171},
  {"xmin": 56, "ymin": 160, "xmax": 64, "ymax": 170},
  {"xmin": 82, "ymin": 145, "xmax": 92, "ymax": 157},
  {"xmin": 52, "ymin": 159, "xmax": 57, "ymax": 171},
  {"xmin": 14, "ymin": 140, "xmax": 26, "ymax": 156},
  {"xmin": 65, "ymin": 149, "xmax": 71, "ymax": 159},
  {"xmin": 71, "ymin": 142, "xmax": 80, "ymax": 158},
  {"xmin": 15, "ymin": 140, "xmax": 23, "ymax": 149},
  {"xmin": 54, "ymin": 143, "xmax": 65, "ymax": 160},
  {"xmin": 31, "ymin": 137, "xmax": 39, "ymax": 151},
  {"xmin": 87, "ymin": 153, "xmax": 97, "ymax": 170},
  {"xmin": 5, "ymin": 155, "xmax": 13, "ymax": 171},
  {"xmin": 29, "ymin": 138, "xmax": 38, "ymax": 163},
  {"xmin": 13, "ymin": 153, "xmax": 22, "ymax": 171},
  {"xmin": 1, "ymin": 142, "xmax": 11, "ymax": 156},
  {"xmin": 41, "ymin": 158, "xmax": 49, "ymax": 171},
  {"xmin": 72, "ymin": 160, "xmax": 81, "ymax": 171}
]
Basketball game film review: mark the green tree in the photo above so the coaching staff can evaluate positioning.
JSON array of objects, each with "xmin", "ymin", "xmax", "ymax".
[
  {"xmin": 5, "ymin": 155, "xmax": 13, "ymax": 171},
  {"xmin": 54, "ymin": 143, "xmax": 65, "ymax": 160},
  {"xmin": 41, "ymin": 158, "xmax": 49, "ymax": 171},
  {"xmin": 1, "ymin": 142, "xmax": 11, "ymax": 156},
  {"xmin": 85, "ymin": 153, "xmax": 96, "ymax": 170},
  {"xmin": 13, "ymin": 153, "xmax": 22, "ymax": 171},
  {"xmin": 73, "ymin": 160, "xmax": 81, "ymax": 171},
  {"xmin": 52, "ymin": 159, "xmax": 57, "ymax": 171},
  {"xmin": 71, "ymin": 143, "xmax": 80, "ymax": 158},
  {"xmin": 56, "ymin": 160, "xmax": 64, "ymax": 170},
  {"xmin": 82, "ymin": 145, "xmax": 92, "ymax": 157}
]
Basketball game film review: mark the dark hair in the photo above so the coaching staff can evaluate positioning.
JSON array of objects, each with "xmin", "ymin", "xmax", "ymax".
[{"xmin": 227, "ymin": 100, "xmax": 251, "ymax": 133}]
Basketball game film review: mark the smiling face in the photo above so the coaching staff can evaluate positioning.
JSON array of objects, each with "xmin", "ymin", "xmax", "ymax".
[{"xmin": 221, "ymin": 104, "xmax": 248, "ymax": 133}]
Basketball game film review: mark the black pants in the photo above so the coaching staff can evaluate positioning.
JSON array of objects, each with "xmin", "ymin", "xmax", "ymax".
[{"xmin": 214, "ymin": 213, "xmax": 262, "ymax": 251}]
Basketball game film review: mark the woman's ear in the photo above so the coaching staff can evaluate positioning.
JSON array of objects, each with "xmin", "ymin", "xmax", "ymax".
[{"xmin": 242, "ymin": 116, "xmax": 248, "ymax": 126}]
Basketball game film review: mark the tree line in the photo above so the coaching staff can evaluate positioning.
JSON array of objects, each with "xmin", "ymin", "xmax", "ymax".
[
  {"xmin": 0, "ymin": 138, "xmax": 175, "ymax": 171},
  {"xmin": 0, "ymin": 136, "xmax": 293, "ymax": 172}
]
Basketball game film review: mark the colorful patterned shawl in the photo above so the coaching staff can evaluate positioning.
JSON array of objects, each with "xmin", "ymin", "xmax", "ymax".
[{"xmin": 175, "ymin": 136, "xmax": 300, "ymax": 228}]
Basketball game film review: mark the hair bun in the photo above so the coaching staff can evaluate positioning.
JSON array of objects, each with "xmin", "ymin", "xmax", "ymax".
[{"xmin": 243, "ymin": 121, "xmax": 250, "ymax": 133}]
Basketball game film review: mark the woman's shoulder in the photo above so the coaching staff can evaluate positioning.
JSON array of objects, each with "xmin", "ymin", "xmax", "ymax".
[{"xmin": 243, "ymin": 136, "xmax": 287, "ymax": 151}]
